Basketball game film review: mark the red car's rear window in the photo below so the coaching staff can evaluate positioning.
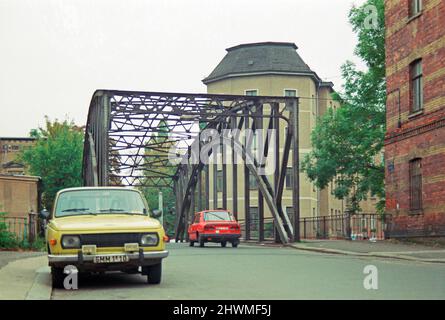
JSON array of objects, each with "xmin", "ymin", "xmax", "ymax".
[{"xmin": 203, "ymin": 211, "xmax": 234, "ymax": 221}]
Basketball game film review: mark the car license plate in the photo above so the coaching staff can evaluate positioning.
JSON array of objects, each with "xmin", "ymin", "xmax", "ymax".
[
  {"xmin": 217, "ymin": 227, "xmax": 228, "ymax": 230},
  {"xmin": 124, "ymin": 243, "xmax": 139, "ymax": 252},
  {"xmin": 82, "ymin": 245, "xmax": 97, "ymax": 255},
  {"xmin": 93, "ymin": 255, "xmax": 130, "ymax": 264}
]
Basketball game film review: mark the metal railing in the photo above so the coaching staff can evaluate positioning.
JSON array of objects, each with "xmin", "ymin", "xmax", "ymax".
[
  {"xmin": 239, "ymin": 213, "xmax": 391, "ymax": 242},
  {"xmin": 300, "ymin": 213, "xmax": 391, "ymax": 240},
  {"xmin": 238, "ymin": 217, "xmax": 276, "ymax": 241},
  {"xmin": 1, "ymin": 216, "xmax": 28, "ymax": 242},
  {"xmin": 0, "ymin": 213, "xmax": 38, "ymax": 243}
]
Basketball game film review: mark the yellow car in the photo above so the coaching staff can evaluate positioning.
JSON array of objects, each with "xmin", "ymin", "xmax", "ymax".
[{"xmin": 43, "ymin": 187, "xmax": 169, "ymax": 288}]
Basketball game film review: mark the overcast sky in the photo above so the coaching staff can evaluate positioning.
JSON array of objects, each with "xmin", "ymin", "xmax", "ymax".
[{"xmin": 0, "ymin": 0, "xmax": 366, "ymax": 137}]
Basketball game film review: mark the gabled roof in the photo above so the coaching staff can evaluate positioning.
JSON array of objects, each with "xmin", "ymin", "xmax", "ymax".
[{"xmin": 203, "ymin": 42, "xmax": 322, "ymax": 84}]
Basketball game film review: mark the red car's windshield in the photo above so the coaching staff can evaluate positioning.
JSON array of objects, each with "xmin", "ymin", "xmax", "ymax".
[{"xmin": 204, "ymin": 211, "xmax": 234, "ymax": 221}]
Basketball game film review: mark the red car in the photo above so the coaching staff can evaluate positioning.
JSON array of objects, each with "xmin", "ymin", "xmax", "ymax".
[{"xmin": 188, "ymin": 210, "xmax": 241, "ymax": 247}]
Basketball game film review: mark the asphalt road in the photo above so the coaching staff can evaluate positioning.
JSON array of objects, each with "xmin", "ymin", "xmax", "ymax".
[{"xmin": 51, "ymin": 242, "xmax": 445, "ymax": 300}]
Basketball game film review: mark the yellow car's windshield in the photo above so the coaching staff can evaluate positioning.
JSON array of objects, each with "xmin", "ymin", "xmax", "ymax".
[{"xmin": 55, "ymin": 189, "xmax": 147, "ymax": 217}]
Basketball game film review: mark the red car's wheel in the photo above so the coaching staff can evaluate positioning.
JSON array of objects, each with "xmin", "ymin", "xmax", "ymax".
[{"xmin": 199, "ymin": 234, "xmax": 205, "ymax": 247}]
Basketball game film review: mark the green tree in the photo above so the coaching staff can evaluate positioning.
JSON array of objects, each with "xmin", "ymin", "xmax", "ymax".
[
  {"xmin": 302, "ymin": 0, "xmax": 386, "ymax": 213},
  {"xmin": 140, "ymin": 120, "xmax": 177, "ymax": 235},
  {"xmin": 19, "ymin": 117, "xmax": 84, "ymax": 210}
]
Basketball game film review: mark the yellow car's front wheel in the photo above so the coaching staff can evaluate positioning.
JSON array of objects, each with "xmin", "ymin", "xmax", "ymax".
[
  {"xmin": 51, "ymin": 267, "xmax": 65, "ymax": 289},
  {"xmin": 143, "ymin": 262, "xmax": 162, "ymax": 284}
]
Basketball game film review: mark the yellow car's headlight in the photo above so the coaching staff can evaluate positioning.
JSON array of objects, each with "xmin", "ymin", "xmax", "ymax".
[
  {"xmin": 61, "ymin": 235, "xmax": 81, "ymax": 249},
  {"xmin": 140, "ymin": 233, "xmax": 159, "ymax": 246}
]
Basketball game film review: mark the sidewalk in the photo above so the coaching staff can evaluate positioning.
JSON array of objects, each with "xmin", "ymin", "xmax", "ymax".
[
  {"xmin": 290, "ymin": 239, "xmax": 445, "ymax": 263},
  {"xmin": 0, "ymin": 252, "xmax": 51, "ymax": 300}
]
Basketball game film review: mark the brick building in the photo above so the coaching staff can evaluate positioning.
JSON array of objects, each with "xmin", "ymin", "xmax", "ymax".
[
  {"xmin": 385, "ymin": 0, "xmax": 445, "ymax": 237},
  {"xmin": 0, "ymin": 137, "xmax": 36, "ymax": 175}
]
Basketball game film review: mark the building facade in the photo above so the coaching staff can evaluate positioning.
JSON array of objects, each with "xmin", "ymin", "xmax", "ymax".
[
  {"xmin": 0, "ymin": 174, "xmax": 40, "ymax": 216},
  {"xmin": 0, "ymin": 137, "xmax": 36, "ymax": 175},
  {"xmin": 202, "ymin": 42, "xmax": 360, "ymax": 238},
  {"xmin": 385, "ymin": 0, "xmax": 445, "ymax": 237}
]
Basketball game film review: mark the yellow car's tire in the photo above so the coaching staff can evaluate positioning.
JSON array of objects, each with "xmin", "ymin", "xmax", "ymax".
[
  {"xmin": 51, "ymin": 267, "xmax": 65, "ymax": 289},
  {"xmin": 146, "ymin": 263, "xmax": 162, "ymax": 284}
]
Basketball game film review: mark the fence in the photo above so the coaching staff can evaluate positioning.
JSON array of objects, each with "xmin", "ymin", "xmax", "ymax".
[
  {"xmin": 238, "ymin": 213, "xmax": 391, "ymax": 242},
  {"xmin": 238, "ymin": 217, "xmax": 276, "ymax": 241},
  {"xmin": 0, "ymin": 213, "xmax": 38, "ymax": 243},
  {"xmin": 300, "ymin": 213, "xmax": 391, "ymax": 240}
]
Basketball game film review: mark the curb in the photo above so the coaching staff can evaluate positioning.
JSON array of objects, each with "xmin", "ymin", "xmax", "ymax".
[
  {"xmin": 289, "ymin": 244, "xmax": 445, "ymax": 264},
  {"xmin": 25, "ymin": 266, "xmax": 52, "ymax": 300}
]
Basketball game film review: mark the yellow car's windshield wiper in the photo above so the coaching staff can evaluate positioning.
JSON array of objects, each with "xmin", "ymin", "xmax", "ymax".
[
  {"xmin": 62, "ymin": 208, "xmax": 90, "ymax": 212},
  {"xmin": 97, "ymin": 209, "xmax": 144, "ymax": 215}
]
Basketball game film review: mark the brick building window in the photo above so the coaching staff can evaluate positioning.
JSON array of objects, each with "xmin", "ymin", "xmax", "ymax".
[
  {"xmin": 409, "ymin": 0, "xmax": 422, "ymax": 17},
  {"xmin": 409, "ymin": 158, "xmax": 422, "ymax": 210},
  {"xmin": 410, "ymin": 59, "xmax": 423, "ymax": 113}
]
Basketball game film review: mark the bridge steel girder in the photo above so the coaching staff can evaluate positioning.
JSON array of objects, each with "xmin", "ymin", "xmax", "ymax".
[{"xmin": 81, "ymin": 89, "xmax": 300, "ymax": 244}]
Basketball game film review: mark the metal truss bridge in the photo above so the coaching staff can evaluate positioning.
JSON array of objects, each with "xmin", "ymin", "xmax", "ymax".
[{"xmin": 82, "ymin": 90, "xmax": 300, "ymax": 243}]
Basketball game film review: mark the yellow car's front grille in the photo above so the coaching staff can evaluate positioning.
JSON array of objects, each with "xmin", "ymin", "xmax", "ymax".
[{"xmin": 79, "ymin": 233, "xmax": 143, "ymax": 247}]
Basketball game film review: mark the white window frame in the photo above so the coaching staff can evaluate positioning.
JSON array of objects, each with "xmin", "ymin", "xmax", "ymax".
[
  {"xmin": 283, "ymin": 89, "xmax": 298, "ymax": 111},
  {"xmin": 245, "ymin": 89, "xmax": 259, "ymax": 96},
  {"xmin": 283, "ymin": 88, "xmax": 298, "ymax": 97}
]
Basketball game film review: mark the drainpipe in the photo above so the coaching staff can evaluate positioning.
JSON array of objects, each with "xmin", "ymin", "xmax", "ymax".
[{"xmin": 316, "ymin": 81, "xmax": 321, "ymax": 217}]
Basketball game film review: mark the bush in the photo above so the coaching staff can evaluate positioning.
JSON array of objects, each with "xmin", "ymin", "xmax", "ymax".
[
  {"xmin": 18, "ymin": 237, "xmax": 47, "ymax": 252},
  {"xmin": 0, "ymin": 212, "xmax": 19, "ymax": 248}
]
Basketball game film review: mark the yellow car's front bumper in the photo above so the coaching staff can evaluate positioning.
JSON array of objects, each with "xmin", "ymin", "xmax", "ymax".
[{"xmin": 48, "ymin": 249, "xmax": 169, "ymax": 270}]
